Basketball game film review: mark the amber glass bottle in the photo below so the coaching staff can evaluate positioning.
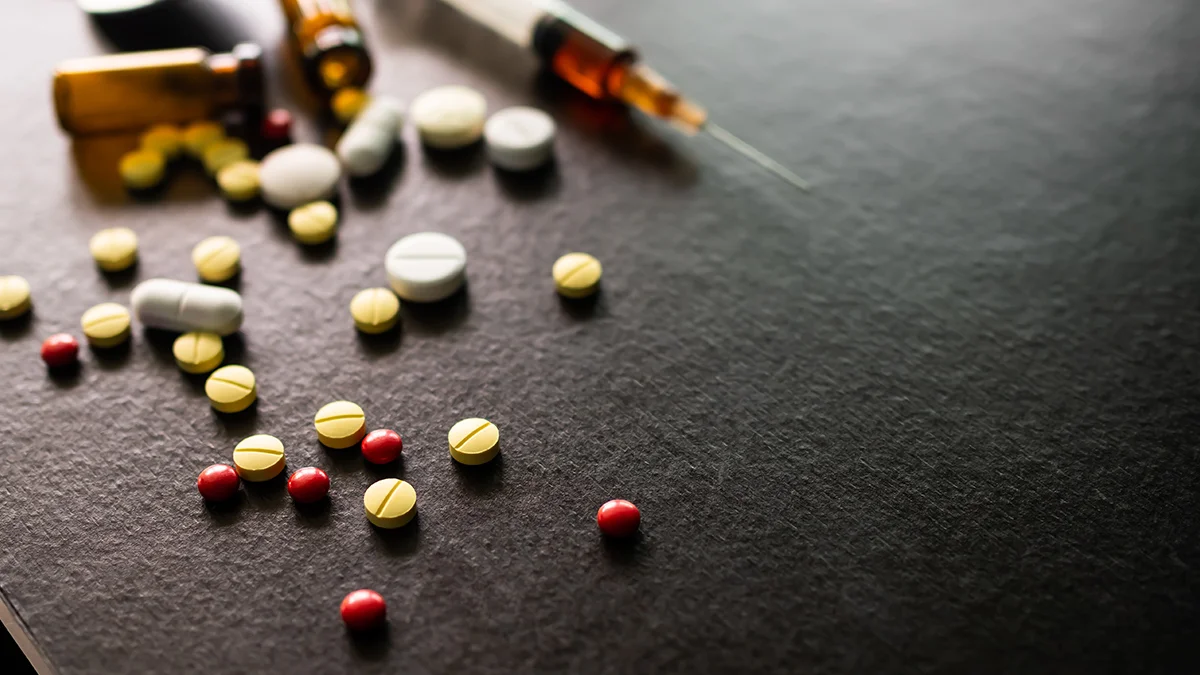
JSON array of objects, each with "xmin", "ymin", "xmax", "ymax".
[
  {"xmin": 54, "ymin": 43, "xmax": 263, "ymax": 136},
  {"xmin": 279, "ymin": 0, "xmax": 372, "ymax": 96}
]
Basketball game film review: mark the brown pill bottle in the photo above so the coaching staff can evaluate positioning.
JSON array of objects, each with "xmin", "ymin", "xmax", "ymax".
[
  {"xmin": 53, "ymin": 43, "xmax": 264, "ymax": 136},
  {"xmin": 279, "ymin": 0, "xmax": 373, "ymax": 96}
]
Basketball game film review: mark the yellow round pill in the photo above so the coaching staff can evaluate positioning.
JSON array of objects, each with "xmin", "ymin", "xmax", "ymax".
[
  {"xmin": 448, "ymin": 418, "xmax": 500, "ymax": 465},
  {"xmin": 552, "ymin": 252, "xmax": 602, "ymax": 299},
  {"xmin": 314, "ymin": 400, "xmax": 367, "ymax": 449},
  {"xmin": 139, "ymin": 124, "xmax": 183, "ymax": 160},
  {"xmin": 202, "ymin": 138, "xmax": 249, "ymax": 175},
  {"xmin": 233, "ymin": 434, "xmax": 286, "ymax": 482},
  {"xmin": 89, "ymin": 227, "xmax": 139, "ymax": 272},
  {"xmin": 172, "ymin": 332, "xmax": 224, "ymax": 374},
  {"xmin": 182, "ymin": 121, "xmax": 224, "ymax": 158},
  {"xmin": 216, "ymin": 160, "xmax": 260, "ymax": 202},
  {"xmin": 349, "ymin": 288, "xmax": 400, "ymax": 334},
  {"xmin": 0, "ymin": 275, "xmax": 32, "ymax": 320},
  {"xmin": 332, "ymin": 87, "xmax": 371, "ymax": 125},
  {"xmin": 205, "ymin": 364, "xmax": 257, "ymax": 413},
  {"xmin": 363, "ymin": 478, "xmax": 416, "ymax": 529},
  {"xmin": 192, "ymin": 236, "xmax": 241, "ymax": 283},
  {"xmin": 118, "ymin": 149, "xmax": 166, "ymax": 190},
  {"xmin": 80, "ymin": 302, "xmax": 131, "ymax": 348},
  {"xmin": 288, "ymin": 201, "xmax": 338, "ymax": 245}
]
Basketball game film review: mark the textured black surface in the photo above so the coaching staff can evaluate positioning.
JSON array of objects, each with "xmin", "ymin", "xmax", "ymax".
[{"xmin": 2, "ymin": 0, "xmax": 1200, "ymax": 673}]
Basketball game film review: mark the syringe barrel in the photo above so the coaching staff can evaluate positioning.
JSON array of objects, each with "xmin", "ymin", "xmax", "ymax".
[{"xmin": 438, "ymin": 0, "xmax": 549, "ymax": 47}]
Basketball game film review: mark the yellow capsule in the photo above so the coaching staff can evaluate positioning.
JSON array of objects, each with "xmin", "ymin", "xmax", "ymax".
[
  {"xmin": 216, "ymin": 160, "xmax": 260, "ymax": 201},
  {"xmin": 202, "ymin": 138, "xmax": 249, "ymax": 175},
  {"xmin": 172, "ymin": 332, "xmax": 224, "ymax": 374},
  {"xmin": 332, "ymin": 87, "xmax": 371, "ymax": 125},
  {"xmin": 182, "ymin": 121, "xmax": 225, "ymax": 158},
  {"xmin": 349, "ymin": 288, "xmax": 399, "ymax": 334},
  {"xmin": 89, "ymin": 227, "xmax": 139, "ymax": 272},
  {"xmin": 139, "ymin": 124, "xmax": 183, "ymax": 160},
  {"xmin": 192, "ymin": 236, "xmax": 241, "ymax": 283},
  {"xmin": 80, "ymin": 302, "xmax": 131, "ymax": 348},
  {"xmin": 118, "ymin": 149, "xmax": 166, "ymax": 190},
  {"xmin": 0, "ymin": 275, "xmax": 32, "ymax": 320},
  {"xmin": 552, "ymin": 252, "xmax": 602, "ymax": 299},
  {"xmin": 288, "ymin": 201, "xmax": 338, "ymax": 245},
  {"xmin": 363, "ymin": 478, "xmax": 416, "ymax": 529},
  {"xmin": 205, "ymin": 364, "xmax": 257, "ymax": 413}
]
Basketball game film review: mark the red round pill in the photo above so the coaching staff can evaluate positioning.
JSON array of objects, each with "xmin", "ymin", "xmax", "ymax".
[
  {"xmin": 260, "ymin": 108, "xmax": 292, "ymax": 142},
  {"xmin": 340, "ymin": 589, "xmax": 386, "ymax": 631},
  {"xmin": 360, "ymin": 429, "xmax": 403, "ymax": 465},
  {"xmin": 597, "ymin": 499, "xmax": 640, "ymax": 537},
  {"xmin": 40, "ymin": 333, "xmax": 79, "ymax": 368},
  {"xmin": 287, "ymin": 467, "xmax": 330, "ymax": 503},
  {"xmin": 197, "ymin": 464, "xmax": 240, "ymax": 502}
]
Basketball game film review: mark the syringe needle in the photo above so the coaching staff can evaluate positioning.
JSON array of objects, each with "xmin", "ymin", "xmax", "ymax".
[{"xmin": 703, "ymin": 122, "xmax": 812, "ymax": 193}]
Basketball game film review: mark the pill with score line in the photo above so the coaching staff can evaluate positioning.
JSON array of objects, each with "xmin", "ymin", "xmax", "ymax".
[
  {"xmin": 232, "ymin": 434, "xmax": 285, "ymax": 481},
  {"xmin": 484, "ymin": 106, "xmax": 556, "ymax": 171},
  {"xmin": 385, "ymin": 232, "xmax": 467, "ymax": 303},
  {"xmin": 131, "ymin": 278, "xmax": 243, "ymax": 335}
]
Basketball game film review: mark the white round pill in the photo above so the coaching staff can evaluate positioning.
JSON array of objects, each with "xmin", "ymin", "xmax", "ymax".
[
  {"xmin": 385, "ymin": 232, "xmax": 467, "ymax": 303},
  {"xmin": 258, "ymin": 143, "xmax": 342, "ymax": 210},
  {"xmin": 410, "ymin": 85, "xmax": 487, "ymax": 150},
  {"xmin": 484, "ymin": 106, "xmax": 556, "ymax": 171}
]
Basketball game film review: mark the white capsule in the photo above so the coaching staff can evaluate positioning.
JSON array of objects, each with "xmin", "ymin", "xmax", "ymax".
[
  {"xmin": 131, "ymin": 278, "xmax": 244, "ymax": 335},
  {"xmin": 385, "ymin": 232, "xmax": 467, "ymax": 303},
  {"xmin": 336, "ymin": 96, "xmax": 405, "ymax": 178},
  {"xmin": 484, "ymin": 106, "xmax": 556, "ymax": 171}
]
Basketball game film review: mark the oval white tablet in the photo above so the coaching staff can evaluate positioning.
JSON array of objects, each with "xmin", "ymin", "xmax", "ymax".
[
  {"xmin": 131, "ymin": 278, "xmax": 244, "ymax": 335},
  {"xmin": 484, "ymin": 106, "xmax": 556, "ymax": 171},
  {"xmin": 336, "ymin": 96, "xmax": 405, "ymax": 178},
  {"xmin": 410, "ymin": 85, "xmax": 487, "ymax": 150},
  {"xmin": 259, "ymin": 143, "xmax": 341, "ymax": 210},
  {"xmin": 385, "ymin": 232, "xmax": 467, "ymax": 303}
]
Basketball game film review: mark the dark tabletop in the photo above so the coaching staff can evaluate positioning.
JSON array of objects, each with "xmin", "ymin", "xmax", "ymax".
[{"xmin": 2, "ymin": 0, "xmax": 1199, "ymax": 673}]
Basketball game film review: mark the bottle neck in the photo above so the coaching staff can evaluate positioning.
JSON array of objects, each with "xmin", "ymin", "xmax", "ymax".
[{"xmin": 207, "ymin": 43, "xmax": 264, "ymax": 110}]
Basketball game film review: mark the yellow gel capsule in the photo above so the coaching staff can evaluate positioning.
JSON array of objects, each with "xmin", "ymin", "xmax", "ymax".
[
  {"xmin": 192, "ymin": 236, "xmax": 241, "ymax": 283},
  {"xmin": 349, "ymin": 288, "xmax": 399, "ymax": 334},
  {"xmin": 118, "ymin": 149, "xmax": 166, "ymax": 190},
  {"xmin": 139, "ymin": 124, "xmax": 183, "ymax": 160},
  {"xmin": 448, "ymin": 418, "xmax": 499, "ymax": 465},
  {"xmin": 80, "ymin": 302, "xmax": 131, "ymax": 348},
  {"xmin": 363, "ymin": 478, "xmax": 416, "ymax": 529},
  {"xmin": 89, "ymin": 227, "xmax": 139, "ymax": 272},
  {"xmin": 172, "ymin": 332, "xmax": 224, "ymax": 374},
  {"xmin": 205, "ymin": 364, "xmax": 256, "ymax": 413},
  {"xmin": 202, "ymin": 138, "xmax": 249, "ymax": 175},
  {"xmin": 332, "ymin": 87, "xmax": 371, "ymax": 125},
  {"xmin": 287, "ymin": 201, "xmax": 338, "ymax": 245},
  {"xmin": 0, "ymin": 275, "xmax": 32, "ymax": 320},
  {"xmin": 182, "ymin": 121, "xmax": 225, "ymax": 158},
  {"xmin": 216, "ymin": 160, "xmax": 260, "ymax": 202},
  {"xmin": 552, "ymin": 252, "xmax": 602, "ymax": 299},
  {"xmin": 233, "ymin": 434, "xmax": 286, "ymax": 482},
  {"xmin": 314, "ymin": 400, "xmax": 366, "ymax": 449}
]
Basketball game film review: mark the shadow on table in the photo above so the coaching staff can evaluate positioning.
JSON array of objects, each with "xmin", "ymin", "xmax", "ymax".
[
  {"xmin": 399, "ymin": 286, "xmax": 470, "ymax": 336},
  {"xmin": 370, "ymin": 513, "xmax": 421, "ymax": 557},
  {"xmin": 453, "ymin": 454, "xmax": 503, "ymax": 498},
  {"xmin": 345, "ymin": 623, "xmax": 391, "ymax": 662}
]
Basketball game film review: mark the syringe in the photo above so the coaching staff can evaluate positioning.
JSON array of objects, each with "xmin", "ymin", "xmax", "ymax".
[{"xmin": 438, "ymin": 0, "xmax": 811, "ymax": 191}]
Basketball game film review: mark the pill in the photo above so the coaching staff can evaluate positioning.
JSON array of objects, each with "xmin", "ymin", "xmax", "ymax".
[
  {"xmin": 484, "ymin": 106, "xmax": 556, "ymax": 171},
  {"xmin": 202, "ymin": 138, "xmax": 249, "ymax": 175},
  {"xmin": 216, "ymin": 160, "xmax": 260, "ymax": 201},
  {"xmin": 140, "ymin": 124, "xmax": 183, "ymax": 160},
  {"xmin": 363, "ymin": 478, "xmax": 416, "ymax": 529},
  {"xmin": 172, "ymin": 331, "xmax": 224, "ymax": 374},
  {"xmin": 232, "ymin": 434, "xmax": 285, "ymax": 481},
  {"xmin": 287, "ymin": 201, "xmax": 339, "ymax": 245},
  {"xmin": 182, "ymin": 121, "xmax": 225, "ymax": 158},
  {"xmin": 336, "ymin": 96, "xmax": 404, "ymax": 177},
  {"xmin": 349, "ymin": 288, "xmax": 399, "ymax": 334},
  {"xmin": 361, "ymin": 429, "xmax": 402, "ymax": 465},
  {"xmin": 340, "ymin": 589, "xmax": 386, "ymax": 631},
  {"xmin": 40, "ymin": 334, "xmax": 79, "ymax": 368},
  {"xmin": 410, "ymin": 85, "xmax": 487, "ymax": 149},
  {"xmin": 332, "ymin": 87, "xmax": 371, "ymax": 125},
  {"xmin": 0, "ymin": 275, "xmax": 32, "ymax": 319},
  {"xmin": 259, "ymin": 143, "xmax": 341, "ymax": 210},
  {"xmin": 447, "ymin": 417, "xmax": 499, "ymax": 465},
  {"xmin": 385, "ymin": 232, "xmax": 467, "ymax": 303},
  {"xmin": 80, "ymin": 302, "xmax": 131, "ymax": 348},
  {"xmin": 192, "ymin": 236, "xmax": 241, "ymax": 283},
  {"xmin": 197, "ymin": 464, "xmax": 240, "ymax": 501},
  {"xmin": 118, "ymin": 148, "xmax": 166, "ymax": 190},
  {"xmin": 287, "ymin": 467, "xmax": 330, "ymax": 503},
  {"xmin": 206, "ymin": 364, "xmax": 256, "ymax": 413},
  {"xmin": 597, "ymin": 499, "xmax": 641, "ymax": 537},
  {"xmin": 314, "ymin": 400, "xmax": 367, "ymax": 449},
  {"xmin": 131, "ymin": 278, "xmax": 244, "ymax": 335},
  {"xmin": 552, "ymin": 252, "xmax": 602, "ymax": 299},
  {"xmin": 89, "ymin": 227, "xmax": 139, "ymax": 272},
  {"xmin": 260, "ymin": 108, "xmax": 293, "ymax": 142}
]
